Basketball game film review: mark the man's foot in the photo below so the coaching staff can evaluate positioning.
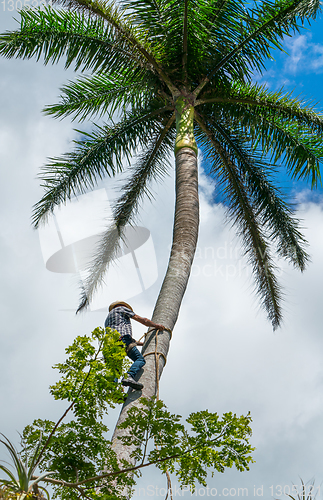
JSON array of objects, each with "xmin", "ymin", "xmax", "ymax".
[{"xmin": 122, "ymin": 375, "xmax": 144, "ymax": 390}]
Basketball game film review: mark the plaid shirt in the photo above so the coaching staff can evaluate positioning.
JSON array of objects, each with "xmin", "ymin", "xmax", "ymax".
[{"xmin": 104, "ymin": 306, "xmax": 135, "ymax": 339}]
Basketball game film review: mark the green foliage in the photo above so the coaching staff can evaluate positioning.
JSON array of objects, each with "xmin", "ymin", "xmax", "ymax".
[
  {"xmin": 21, "ymin": 399, "xmax": 254, "ymax": 499},
  {"xmin": 118, "ymin": 399, "xmax": 254, "ymax": 490},
  {"xmin": 0, "ymin": 434, "xmax": 53, "ymax": 500},
  {"xmin": 0, "ymin": 328, "xmax": 254, "ymax": 500},
  {"xmin": 0, "ymin": 7, "xmax": 147, "ymax": 76},
  {"xmin": 42, "ymin": 74, "xmax": 156, "ymax": 122},
  {"xmin": 31, "ymin": 103, "xmax": 172, "ymax": 229},
  {"xmin": 0, "ymin": 486, "xmax": 10, "ymax": 499},
  {"xmin": 22, "ymin": 419, "xmax": 134, "ymax": 500},
  {"xmin": 18, "ymin": 327, "xmax": 134, "ymax": 500},
  {"xmin": 49, "ymin": 327, "xmax": 130, "ymax": 417},
  {"xmin": 284, "ymin": 478, "xmax": 318, "ymax": 500}
]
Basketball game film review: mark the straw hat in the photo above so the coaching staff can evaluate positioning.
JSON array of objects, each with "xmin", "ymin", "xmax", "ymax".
[{"xmin": 109, "ymin": 301, "xmax": 133, "ymax": 312}]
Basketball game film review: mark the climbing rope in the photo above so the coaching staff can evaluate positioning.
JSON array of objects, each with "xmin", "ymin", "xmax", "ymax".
[
  {"xmin": 138, "ymin": 326, "xmax": 172, "ymax": 343},
  {"xmin": 141, "ymin": 327, "xmax": 173, "ymax": 500},
  {"xmin": 141, "ymin": 327, "xmax": 172, "ymax": 400}
]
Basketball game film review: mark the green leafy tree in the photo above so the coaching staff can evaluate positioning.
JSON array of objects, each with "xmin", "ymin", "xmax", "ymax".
[
  {"xmin": 15, "ymin": 329, "xmax": 253, "ymax": 500},
  {"xmin": 1, "ymin": 0, "xmax": 323, "ymax": 471}
]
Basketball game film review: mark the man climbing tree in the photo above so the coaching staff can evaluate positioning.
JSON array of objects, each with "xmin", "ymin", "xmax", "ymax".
[{"xmin": 105, "ymin": 301, "xmax": 165, "ymax": 390}]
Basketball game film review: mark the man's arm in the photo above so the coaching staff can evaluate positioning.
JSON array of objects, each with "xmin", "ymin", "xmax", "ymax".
[{"xmin": 132, "ymin": 314, "xmax": 166, "ymax": 332}]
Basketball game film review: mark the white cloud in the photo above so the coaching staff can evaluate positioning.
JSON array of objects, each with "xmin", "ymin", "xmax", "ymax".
[
  {"xmin": 285, "ymin": 35, "xmax": 308, "ymax": 74},
  {"xmin": 311, "ymin": 43, "xmax": 323, "ymax": 70},
  {"xmin": 285, "ymin": 34, "xmax": 323, "ymax": 74}
]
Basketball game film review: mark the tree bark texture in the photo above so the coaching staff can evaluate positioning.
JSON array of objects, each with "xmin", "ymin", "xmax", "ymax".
[{"xmin": 110, "ymin": 146, "xmax": 199, "ymax": 471}]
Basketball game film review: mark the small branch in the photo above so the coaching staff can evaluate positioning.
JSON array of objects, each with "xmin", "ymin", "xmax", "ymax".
[
  {"xmin": 165, "ymin": 470, "xmax": 173, "ymax": 500},
  {"xmin": 140, "ymin": 406, "xmax": 153, "ymax": 466},
  {"xmin": 36, "ymin": 434, "xmax": 225, "ymax": 489},
  {"xmin": 38, "ymin": 454, "xmax": 180, "ymax": 488},
  {"xmin": 73, "ymin": 467, "xmax": 79, "ymax": 483},
  {"xmin": 75, "ymin": 485, "xmax": 94, "ymax": 500},
  {"xmin": 34, "ymin": 337, "xmax": 105, "ymax": 468}
]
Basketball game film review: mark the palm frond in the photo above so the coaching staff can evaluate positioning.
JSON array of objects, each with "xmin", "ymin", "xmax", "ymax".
[
  {"xmin": 77, "ymin": 113, "xmax": 176, "ymax": 311},
  {"xmin": 118, "ymin": 0, "xmax": 234, "ymax": 87},
  {"xmin": 198, "ymin": 82, "xmax": 323, "ymax": 135},
  {"xmin": 232, "ymin": 107, "xmax": 322, "ymax": 188},
  {"xmin": 48, "ymin": 0, "xmax": 179, "ymax": 93},
  {"xmin": 190, "ymin": 0, "xmax": 251, "ymax": 86},
  {"xmin": 196, "ymin": 114, "xmax": 284, "ymax": 329},
  {"xmin": 182, "ymin": 0, "xmax": 188, "ymax": 83},
  {"xmin": 199, "ymin": 88, "xmax": 323, "ymax": 188},
  {"xmin": 194, "ymin": 0, "xmax": 321, "ymax": 96},
  {"xmin": 161, "ymin": 0, "xmax": 242, "ymax": 86},
  {"xmin": 0, "ymin": 7, "xmax": 148, "ymax": 75},
  {"xmin": 32, "ymin": 104, "xmax": 173, "ymax": 228},
  {"xmin": 43, "ymin": 72, "xmax": 159, "ymax": 122},
  {"xmin": 113, "ymin": 113, "xmax": 175, "ymax": 227},
  {"xmin": 263, "ymin": 120, "xmax": 322, "ymax": 187},
  {"xmin": 198, "ymin": 112, "xmax": 310, "ymax": 270},
  {"xmin": 222, "ymin": 123, "xmax": 308, "ymax": 267}
]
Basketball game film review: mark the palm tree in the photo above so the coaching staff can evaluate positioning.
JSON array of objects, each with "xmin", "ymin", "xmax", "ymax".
[{"xmin": 1, "ymin": 0, "xmax": 323, "ymax": 472}]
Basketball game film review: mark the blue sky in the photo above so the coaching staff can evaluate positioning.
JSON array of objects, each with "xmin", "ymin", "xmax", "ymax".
[
  {"xmin": 264, "ymin": 26, "xmax": 323, "ymax": 200},
  {"xmin": 200, "ymin": 13, "xmax": 323, "ymax": 204},
  {"xmin": 1, "ymin": 5, "xmax": 323, "ymax": 500}
]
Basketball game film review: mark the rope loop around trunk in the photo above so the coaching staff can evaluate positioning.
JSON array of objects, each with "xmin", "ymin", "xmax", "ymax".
[
  {"xmin": 142, "ymin": 328, "xmax": 174, "ymax": 499},
  {"xmin": 141, "ymin": 328, "xmax": 172, "ymax": 400},
  {"xmin": 142, "ymin": 350, "xmax": 167, "ymax": 365},
  {"xmin": 145, "ymin": 326, "xmax": 173, "ymax": 339}
]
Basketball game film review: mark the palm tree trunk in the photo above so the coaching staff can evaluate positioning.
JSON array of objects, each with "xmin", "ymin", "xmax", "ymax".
[
  {"xmin": 110, "ymin": 97, "xmax": 199, "ymax": 491},
  {"xmin": 110, "ymin": 144, "xmax": 199, "ymax": 467}
]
